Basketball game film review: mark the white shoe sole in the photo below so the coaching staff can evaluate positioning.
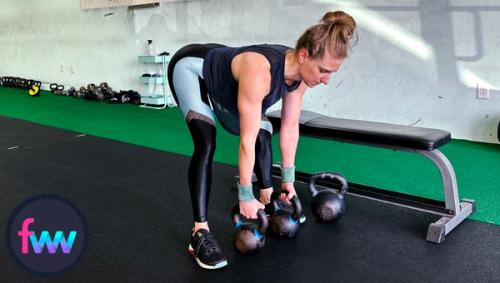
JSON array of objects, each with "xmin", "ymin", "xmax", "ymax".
[{"xmin": 188, "ymin": 244, "xmax": 228, "ymax": 270}]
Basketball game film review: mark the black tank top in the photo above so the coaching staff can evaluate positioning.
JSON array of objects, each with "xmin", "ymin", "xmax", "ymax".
[{"xmin": 202, "ymin": 44, "xmax": 301, "ymax": 135}]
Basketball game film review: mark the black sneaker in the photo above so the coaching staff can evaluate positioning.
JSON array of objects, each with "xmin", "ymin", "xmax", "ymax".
[
  {"xmin": 265, "ymin": 200, "xmax": 306, "ymax": 224},
  {"xmin": 188, "ymin": 229, "xmax": 228, "ymax": 270}
]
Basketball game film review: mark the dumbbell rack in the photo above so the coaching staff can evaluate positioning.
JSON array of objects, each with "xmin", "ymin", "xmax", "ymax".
[{"xmin": 138, "ymin": 55, "xmax": 176, "ymax": 109}]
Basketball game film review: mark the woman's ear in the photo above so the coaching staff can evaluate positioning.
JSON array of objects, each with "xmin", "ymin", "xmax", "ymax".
[{"xmin": 297, "ymin": 48, "xmax": 309, "ymax": 64}]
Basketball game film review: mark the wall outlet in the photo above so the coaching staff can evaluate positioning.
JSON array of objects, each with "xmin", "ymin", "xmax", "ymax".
[{"xmin": 477, "ymin": 85, "xmax": 490, "ymax": 99}]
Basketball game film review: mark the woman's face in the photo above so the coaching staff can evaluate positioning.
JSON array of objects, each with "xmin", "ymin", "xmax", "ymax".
[{"xmin": 299, "ymin": 49, "xmax": 344, "ymax": 87}]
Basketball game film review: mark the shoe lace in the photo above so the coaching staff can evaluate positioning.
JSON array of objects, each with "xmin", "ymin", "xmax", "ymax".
[{"xmin": 198, "ymin": 234, "xmax": 218, "ymax": 256}]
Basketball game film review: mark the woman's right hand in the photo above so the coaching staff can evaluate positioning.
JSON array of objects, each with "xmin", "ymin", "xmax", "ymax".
[{"xmin": 239, "ymin": 199, "xmax": 265, "ymax": 219}]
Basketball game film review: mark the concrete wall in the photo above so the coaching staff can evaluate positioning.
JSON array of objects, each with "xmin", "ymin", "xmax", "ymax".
[{"xmin": 1, "ymin": 0, "xmax": 499, "ymax": 143}]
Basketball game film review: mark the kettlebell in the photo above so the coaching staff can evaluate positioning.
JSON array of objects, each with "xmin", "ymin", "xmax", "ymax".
[
  {"xmin": 231, "ymin": 205, "xmax": 268, "ymax": 255},
  {"xmin": 270, "ymin": 191, "xmax": 302, "ymax": 238},
  {"xmin": 308, "ymin": 172, "xmax": 348, "ymax": 223},
  {"xmin": 29, "ymin": 85, "xmax": 40, "ymax": 96}
]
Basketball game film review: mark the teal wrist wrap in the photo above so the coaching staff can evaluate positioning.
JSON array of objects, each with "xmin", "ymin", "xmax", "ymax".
[
  {"xmin": 237, "ymin": 182, "xmax": 255, "ymax": 201},
  {"xmin": 281, "ymin": 166, "xmax": 295, "ymax": 183}
]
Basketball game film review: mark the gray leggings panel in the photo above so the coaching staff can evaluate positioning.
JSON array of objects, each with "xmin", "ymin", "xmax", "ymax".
[
  {"xmin": 171, "ymin": 56, "xmax": 273, "ymax": 134},
  {"xmin": 172, "ymin": 57, "xmax": 215, "ymax": 122},
  {"xmin": 260, "ymin": 119, "xmax": 273, "ymax": 135}
]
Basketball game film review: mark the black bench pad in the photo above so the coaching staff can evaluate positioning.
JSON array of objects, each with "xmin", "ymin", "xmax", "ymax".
[{"xmin": 266, "ymin": 110, "xmax": 451, "ymax": 151}]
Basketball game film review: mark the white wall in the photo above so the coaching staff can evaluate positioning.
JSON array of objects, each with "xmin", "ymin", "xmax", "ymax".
[{"xmin": 1, "ymin": 0, "xmax": 499, "ymax": 143}]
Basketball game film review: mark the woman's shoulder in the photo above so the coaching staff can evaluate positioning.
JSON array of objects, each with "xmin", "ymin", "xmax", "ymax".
[
  {"xmin": 233, "ymin": 51, "xmax": 271, "ymax": 75},
  {"xmin": 239, "ymin": 44, "xmax": 292, "ymax": 54}
]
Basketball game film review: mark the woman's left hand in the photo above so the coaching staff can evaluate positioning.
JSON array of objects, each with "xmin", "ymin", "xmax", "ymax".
[{"xmin": 279, "ymin": 182, "xmax": 297, "ymax": 204}]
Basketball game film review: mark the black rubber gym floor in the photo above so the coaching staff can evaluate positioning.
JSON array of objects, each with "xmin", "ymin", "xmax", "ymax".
[{"xmin": 0, "ymin": 116, "xmax": 499, "ymax": 282}]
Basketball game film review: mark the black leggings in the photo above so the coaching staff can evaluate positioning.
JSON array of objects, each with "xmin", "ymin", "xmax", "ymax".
[
  {"xmin": 186, "ymin": 119, "xmax": 273, "ymax": 223},
  {"xmin": 168, "ymin": 44, "xmax": 274, "ymax": 223}
]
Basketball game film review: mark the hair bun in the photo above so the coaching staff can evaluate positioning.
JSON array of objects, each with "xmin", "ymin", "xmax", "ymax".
[
  {"xmin": 295, "ymin": 10, "xmax": 357, "ymax": 58},
  {"xmin": 320, "ymin": 11, "xmax": 353, "ymax": 26},
  {"xmin": 321, "ymin": 11, "xmax": 340, "ymax": 24}
]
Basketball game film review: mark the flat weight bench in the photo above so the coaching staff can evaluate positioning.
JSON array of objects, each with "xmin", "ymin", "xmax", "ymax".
[{"xmin": 266, "ymin": 110, "xmax": 476, "ymax": 243}]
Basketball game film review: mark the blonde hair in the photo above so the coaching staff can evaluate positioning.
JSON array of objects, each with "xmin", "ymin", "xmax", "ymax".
[{"xmin": 295, "ymin": 11, "xmax": 357, "ymax": 59}]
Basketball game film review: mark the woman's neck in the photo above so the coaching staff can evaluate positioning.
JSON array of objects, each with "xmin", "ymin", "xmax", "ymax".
[{"xmin": 284, "ymin": 50, "xmax": 301, "ymax": 84}]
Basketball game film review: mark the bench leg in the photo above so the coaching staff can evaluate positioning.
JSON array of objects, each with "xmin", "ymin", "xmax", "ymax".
[
  {"xmin": 426, "ymin": 200, "xmax": 476, "ymax": 243},
  {"xmin": 418, "ymin": 149, "xmax": 476, "ymax": 243}
]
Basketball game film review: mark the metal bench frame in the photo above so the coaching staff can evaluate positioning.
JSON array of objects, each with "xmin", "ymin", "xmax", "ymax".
[
  {"xmin": 267, "ymin": 111, "xmax": 475, "ymax": 243},
  {"xmin": 417, "ymin": 149, "xmax": 475, "ymax": 243}
]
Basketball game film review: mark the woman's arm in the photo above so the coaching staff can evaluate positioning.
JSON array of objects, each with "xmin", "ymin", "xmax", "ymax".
[
  {"xmin": 279, "ymin": 82, "xmax": 307, "ymax": 199},
  {"xmin": 233, "ymin": 52, "xmax": 271, "ymax": 218}
]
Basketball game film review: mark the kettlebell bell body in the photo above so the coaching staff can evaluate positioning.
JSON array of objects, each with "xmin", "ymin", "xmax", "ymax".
[
  {"xmin": 234, "ymin": 228, "xmax": 265, "ymax": 254},
  {"xmin": 308, "ymin": 172, "xmax": 349, "ymax": 223},
  {"xmin": 270, "ymin": 191, "xmax": 302, "ymax": 238},
  {"xmin": 311, "ymin": 190, "xmax": 346, "ymax": 222},
  {"xmin": 231, "ymin": 205, "xmax": 268, "ymax": 254}
]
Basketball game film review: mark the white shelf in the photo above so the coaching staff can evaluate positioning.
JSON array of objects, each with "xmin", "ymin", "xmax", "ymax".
[
  {"xmin": 138, "ymin": 54, "xmax": 176, "ymax": 109},
  {"xmin": 138, "ymin": 55, "xmax": 171, "ymax": 64},
  {"xmin": 140, "ymin": 96, "xmax": 165, "ymax": 105},
  {"xmin": 140, "ymin": 76, "xmax": 166, "ymax": 84}
]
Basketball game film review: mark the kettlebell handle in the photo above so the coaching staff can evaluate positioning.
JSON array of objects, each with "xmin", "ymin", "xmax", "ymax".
[
  {"xmin": 231, "ymin": 205, "xmax": 268, "ymax": 234},
  {"xmin": 271, "ymin": 191, "xmax": 303, "ymax": 221},
  {"xmin": 308, "ymin": 172, "xmax": 348, "ymax": 197}
]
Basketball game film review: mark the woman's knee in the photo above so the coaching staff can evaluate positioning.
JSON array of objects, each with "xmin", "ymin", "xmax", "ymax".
[{"xmin": 188, "ymin": 117, "xmax": 217, "ymax": 157}]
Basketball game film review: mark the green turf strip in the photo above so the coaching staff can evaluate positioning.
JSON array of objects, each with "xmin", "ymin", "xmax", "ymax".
[{"xmin": 1, "ymin": 86, "xmax": 499, "ymax": 224}]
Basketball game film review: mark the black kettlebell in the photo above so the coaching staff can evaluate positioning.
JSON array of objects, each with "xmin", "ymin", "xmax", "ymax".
[
  {"xmin": 231, "ymin": 205, "xmax": 268, "ymax": 255},
  {"xmin": 308, "ymin": 172, "xmax": 348, "ymax": 223},
  {"xmin": 270, "ymin": 191, "xmax": 302, "ymax": 238}
]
